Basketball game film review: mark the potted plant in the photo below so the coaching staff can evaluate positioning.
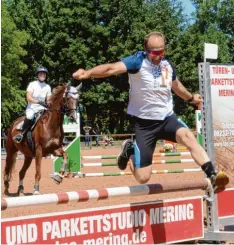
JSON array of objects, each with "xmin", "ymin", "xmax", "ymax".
[{"xmin": 164, "ymin": 143, "xmax": 173, "ymax": 153}]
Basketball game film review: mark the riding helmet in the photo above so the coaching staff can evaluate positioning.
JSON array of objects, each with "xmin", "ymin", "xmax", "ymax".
[{"xmin": 36, "ymin": 66, "xmax": 48, "ymax": 75}]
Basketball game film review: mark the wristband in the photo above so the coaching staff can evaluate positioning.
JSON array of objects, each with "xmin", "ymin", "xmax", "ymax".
[{"xmin": 186, "ymin": 95, "xmax": 194, "ymax": 103}]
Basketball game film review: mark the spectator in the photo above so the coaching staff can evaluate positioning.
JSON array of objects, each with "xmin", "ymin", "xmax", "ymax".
[
  {"xmin": 83, "ymin": 125, "xmax": 92, "ymax": 147},
  {"xmin": 92, "ymin": 125, "xmax": 100, "ymax": 146}
]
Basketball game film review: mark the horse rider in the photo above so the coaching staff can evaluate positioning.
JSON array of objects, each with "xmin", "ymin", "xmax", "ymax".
[{"xmin": 14, "ymin": 66, "xmax": 52, "ymax": 143}]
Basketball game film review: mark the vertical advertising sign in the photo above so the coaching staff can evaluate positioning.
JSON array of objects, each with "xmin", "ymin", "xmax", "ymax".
[{"xmin": 210, "ymin": 65, "xmax": 234, "ymax": 185}]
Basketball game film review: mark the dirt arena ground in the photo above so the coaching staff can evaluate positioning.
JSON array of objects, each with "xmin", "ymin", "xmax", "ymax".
[{"xmin": 1, "ymin": 146, "xmax": 233, "ymax": 220}]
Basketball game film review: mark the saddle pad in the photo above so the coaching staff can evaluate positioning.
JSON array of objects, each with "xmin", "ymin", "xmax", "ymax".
[{"xmin": 16, "ymin": 121, "xmax": 24, "ymax": 130}]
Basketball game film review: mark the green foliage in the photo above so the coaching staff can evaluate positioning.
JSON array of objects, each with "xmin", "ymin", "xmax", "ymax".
[
  {"xmin": 192, "ymin": 0, "xmax": 233, "ymax": 62},
  {"xmin": 2, "ymin": 0, "xmax": 234, "ymax": 132},
  {"xmin": 1, "ymin": 2, "xmax": 28, "ymax": 128},
  {"xmin": 171, "ymin": 0, "xmax": 233, "ymax": 128}
]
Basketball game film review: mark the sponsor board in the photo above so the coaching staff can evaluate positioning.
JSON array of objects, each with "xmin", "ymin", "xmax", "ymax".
[
  {"xmin": 1, "ymin": 196, "xmax": 203, "ymax": 245},
  {"xmin": 217, "ymin": 188, "xmax": 234, "ymax": 217},
  {"xmin": 210, "ymin": 65, "xmax": 234, "ymax": 179}
]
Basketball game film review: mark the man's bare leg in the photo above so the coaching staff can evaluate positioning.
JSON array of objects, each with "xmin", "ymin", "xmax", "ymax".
[
  {"xmin": 117, "ymin": 139, "xmax": 152, "ymax": 184},
  {"xmin": 176, "ymin": 127, "xmax": 229, "ymax": 192},
  {"xmin": 129, "ymin": 156, "xmax": 152, "ymax": 184}
]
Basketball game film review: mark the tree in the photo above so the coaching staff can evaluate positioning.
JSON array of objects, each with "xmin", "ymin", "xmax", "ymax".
[
  {"xmin": 1, "ymin": 2, "xmax": 29, "ymax": 128},
  {"xmin": 7, "ymin": 0, "xmax": 233, "ymax": 132},
  {"xmin": 171, "ymin": 0, "xmax": 232, "ymax": 127},
  {"xmin": 191, "ymin": 0, "xmax": 232, "ymax": 62},
  {"xmin": 216, "ymin": 0, "xmax": 234, "ymax": 62},
  {"xmin": 5, "ymin": 0, "xmax": 187, "ymax": 132}
]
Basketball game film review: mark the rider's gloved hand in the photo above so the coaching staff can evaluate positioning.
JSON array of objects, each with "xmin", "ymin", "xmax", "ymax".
[{"xmin": 38, "ymin": 100, "xmax": 48, "ymax": 108}]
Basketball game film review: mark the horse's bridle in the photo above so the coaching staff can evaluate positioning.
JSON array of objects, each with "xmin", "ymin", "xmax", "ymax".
[{"xmin": 63, "ymin": 91, "xmax": 78, "ymax": 115}]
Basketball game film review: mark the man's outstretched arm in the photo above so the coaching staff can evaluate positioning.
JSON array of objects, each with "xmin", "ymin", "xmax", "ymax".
[{"xmin": 73, "ymin": 61, "xmax": 127, "ymax": 80}]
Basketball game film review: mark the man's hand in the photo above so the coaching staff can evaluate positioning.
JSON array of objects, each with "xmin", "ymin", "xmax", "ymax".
[
  {"xmin": 46, "ymin": 101, "xmax": 52, "ymax": 108},
  {"xmin": 73, "ymin": 69, "xmax": 90, "ymax": 80},
  {"xmin": 190, "ymin": 94, "xmax": 203, "ymax": 105}
]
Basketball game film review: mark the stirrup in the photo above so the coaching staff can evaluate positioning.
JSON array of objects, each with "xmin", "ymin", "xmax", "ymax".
[{"xmin": 13, "ymin": 134, "xmax": 24, "ymax": 143}]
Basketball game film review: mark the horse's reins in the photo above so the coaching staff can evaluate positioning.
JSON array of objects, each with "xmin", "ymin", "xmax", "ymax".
[{"xmin": 44, "ymin": 90, "xmax": 77, "ymax": 115}]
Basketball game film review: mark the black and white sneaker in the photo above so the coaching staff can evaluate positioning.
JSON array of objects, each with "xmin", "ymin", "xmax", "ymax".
[{"xmin": 117, "ymin": 139, "xmax": 134, "ymax": 170}]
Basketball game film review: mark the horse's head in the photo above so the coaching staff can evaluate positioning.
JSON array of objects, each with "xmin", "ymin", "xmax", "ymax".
[{"xmin": 63, "ymin": 82, "xmax": 82, "ymax": 123}]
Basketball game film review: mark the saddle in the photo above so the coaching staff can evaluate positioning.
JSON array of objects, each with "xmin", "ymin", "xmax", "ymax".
[{"xmin": 15, "ymin": 110, "xmax": 46, "ymax": 154}]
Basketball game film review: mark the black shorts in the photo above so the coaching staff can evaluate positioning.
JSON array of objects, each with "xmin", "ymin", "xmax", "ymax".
[{"xmin": 133, "ymin": 114, "xmax": 184, "ymax": 168}]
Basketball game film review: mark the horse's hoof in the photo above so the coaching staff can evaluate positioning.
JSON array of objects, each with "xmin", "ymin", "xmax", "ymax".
[
  {"xmin": 4, "ymin": 180, "xmax": 9, "ymax": 189},
  {"xmin": 53, "ymin": 174, "xmax": 63, "ymax": 185},
  {"xmin": 4, "ymin": 189, "xmax": 9, "ymax": 196},
  {"xmin": 17, "ymin": 190, "xmax": 24, "ymax": 196},
  {"xmin": 33, "ymin": 191, "xmax": 41, "ymax": 195},
  {"xmin": 17, "ymin": 185, "xmax": 24, "ymax": 196},
  {"xmin": 17, "ymin": 191, "xmax": 24, "ymax": 196}
]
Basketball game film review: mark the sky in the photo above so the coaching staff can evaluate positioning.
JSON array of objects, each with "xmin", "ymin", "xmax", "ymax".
[{"xmin": 180, "ymin": 0, "xmax": 196, "ymax": 15}]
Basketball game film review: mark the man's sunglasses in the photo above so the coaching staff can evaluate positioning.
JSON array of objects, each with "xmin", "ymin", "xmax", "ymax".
[{"xmin": 147, "ymin": 49, "xmax": 165, "ymax": 56}]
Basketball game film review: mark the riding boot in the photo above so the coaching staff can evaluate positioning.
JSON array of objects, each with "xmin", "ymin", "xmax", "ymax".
[{"xmin": 14, "ymin": 118, "xmax": 32, "ymax": 143}]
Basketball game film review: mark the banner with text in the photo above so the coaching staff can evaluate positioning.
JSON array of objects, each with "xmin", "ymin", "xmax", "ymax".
[
  {"xmin": 1, "ymin": 197, "xmax": 203, "ymax": 245},
  {"xmin": 210, "ymin": 65, "xmax": 234, "ymax": 185}
]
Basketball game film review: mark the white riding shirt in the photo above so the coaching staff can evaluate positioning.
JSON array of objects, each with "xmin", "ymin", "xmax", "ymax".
[
  {"xmin": 26, "ymin": 80, "xmax": 52, "ymax": 119},
  {"xmin": 122, "ymin": 51, "xmax": 176, "ymax": 120}
]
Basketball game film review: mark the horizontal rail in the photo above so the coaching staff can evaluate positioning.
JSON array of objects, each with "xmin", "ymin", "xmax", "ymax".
[
  {"xmin": 2, "ymin": 178, "xmax": 210, "ymax": 210},
  {"xmin": 81, "ymin": 159, "xmax": 194, "ymax": 167},
  {"xmin": 76, "ymin": 168, "xmax": 202, "ymax": 177},
  {"xmin": 81, "ymin": 152, "xmax": 191, "ymax": 160}
]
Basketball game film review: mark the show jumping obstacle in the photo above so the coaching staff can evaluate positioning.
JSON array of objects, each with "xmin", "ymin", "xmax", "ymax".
[
  {"xmin": 81, "ymin": 151, "xmax": 194, "ymax": 168},
  {"xmin": 72, "ymin": 151, "xmax": 195, "ymax": 179},
  {"xmin": 50, "ymin": 111, "xmax": 193, "ymax": 175},
  {"xmin": 2, "ymin": 188, "xmax": 234, "ymax": 245},
  {"xmin": 75, "ymin": 168, "xmax": 202, "ymax": 177},
  {"xmin": 81, "ymin": 158, "xmax": 194, "ymax": 167},
  {"xmin": 1, "ymin": 178, "xmax": 210, "ymax": 210},
  {"xmin": 81, "ymin": 152, "xmax": 191, "ymax": 160},
  {"xmin": 79, "ymin": 152, "xmax": 195, "ymax": 176}
]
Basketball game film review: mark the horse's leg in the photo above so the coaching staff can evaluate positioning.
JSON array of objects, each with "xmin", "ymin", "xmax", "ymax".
[
  {"xmin": 17, "ymin": 156, "xmax": 33, "ymax": 196},
  {"xmin": 52, "ymin": 148, "xmax": 68, "ymax": 185},
  {"xmin": 4, "ymin": 133, "xmax": 18, "ymax": 195},
  {"xmin": 33, "ymin": 149, "xmax": 43, "ymax": 195}
]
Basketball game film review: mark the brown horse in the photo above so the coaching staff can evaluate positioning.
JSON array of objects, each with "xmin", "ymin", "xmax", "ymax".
[{"xmin": 3, "ymin": 82, "xmax": 81, "ymax": 195}]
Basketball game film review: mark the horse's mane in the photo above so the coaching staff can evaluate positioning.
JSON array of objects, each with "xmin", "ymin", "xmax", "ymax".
[
  {"xmin": 50, "ymin": 85, "xmax": 66, "ymax": 101},
  {"xmin": 52, "ymin": 84, "xmax": 66, "ymax": 96},
  {"xmin": 49, "ymin": 84, "xmax": 67, "ymax": 108}
]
